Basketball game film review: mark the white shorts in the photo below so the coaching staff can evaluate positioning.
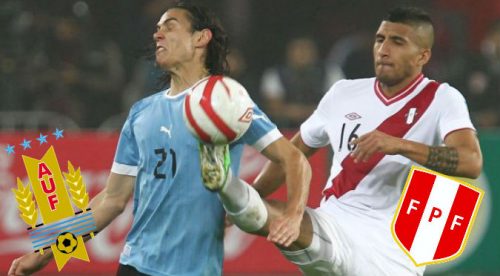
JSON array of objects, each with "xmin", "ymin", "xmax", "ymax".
[{"xmin": 280, "ymin": 207, "xmax": 425, "ymax": 276}]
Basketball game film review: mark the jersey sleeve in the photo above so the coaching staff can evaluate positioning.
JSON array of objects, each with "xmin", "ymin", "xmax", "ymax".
[
  {"xmin": 239, "ymin": 104, "xmax": 282, "ymax": 152},
  {"xmin": 437, "ymin": 85, "xmax": 476, "ymax": 141},
  {"xmin": 111, "ymin": 109, "xmax": 140, "ymax": 176},
  {"xmin": 300, "ymin": 82, "xmax": 338, "ymax": 148}
]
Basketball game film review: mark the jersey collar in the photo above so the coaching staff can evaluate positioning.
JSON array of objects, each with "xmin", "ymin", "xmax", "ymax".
[
  {"xmin": 163, "ymin": 76, "xmax": 210, "ymax": 99},
  {"xmin": 374, "ymin": 73, "xmax": 424, "ymax": 106}
]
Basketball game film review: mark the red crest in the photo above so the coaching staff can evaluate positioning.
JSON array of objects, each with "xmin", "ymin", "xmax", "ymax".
[{"xmin": 392, "ymin": 167, "xmax": 483, "ymax": 266}]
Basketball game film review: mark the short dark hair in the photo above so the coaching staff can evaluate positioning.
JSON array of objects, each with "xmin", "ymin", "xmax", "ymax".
[
  {"xmin": 171, "ymin": 2, "xmax": 230, "ymax": 76},
  {"xmin": 384, "ymin": 7, "xmax": 433, "ymax": 27},
  {"xmin": 384, "ymin": 7, "xmax": 434, "ymax": 48}
]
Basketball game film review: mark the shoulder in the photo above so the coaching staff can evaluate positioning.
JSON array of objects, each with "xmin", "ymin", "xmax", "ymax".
[
  {"xmin": 434, "ymin": 82, "xmax": 467, "ymax": 103},
  {"xmin": 124, "ymin": 90, "xmax": 166, "ymax": 128},
  {"xmin": 129, "ymin": 90, "xmax": 166, "ymax": 117},
  {"xmin": 322, "ymin": 77, "xmax": 375, "ymax": 100}
]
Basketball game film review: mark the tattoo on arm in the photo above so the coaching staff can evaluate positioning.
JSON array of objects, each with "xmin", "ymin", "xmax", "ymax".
[{"xmin": 425, "ymin": 146, "xmax": 458, "ymax": 175}]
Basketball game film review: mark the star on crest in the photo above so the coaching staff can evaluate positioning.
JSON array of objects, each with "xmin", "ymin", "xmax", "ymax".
[
  {"xmin": 20, "ymin": 139, "xmax": 32, "ymax": 150},
  {"xmin": 36, "ymin": 133, "xmax": 48, "ymax": 145},
  {"xmin": 4, "ymin": 144, "xmax": 14, "ymax": 155},
  {"xmin": 52, "ymin": 128, "xmax": 64, "ymax": 140}
]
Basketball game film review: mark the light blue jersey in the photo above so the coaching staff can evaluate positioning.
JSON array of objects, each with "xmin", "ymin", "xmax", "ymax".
[{"xmin": 110, "ymin": 87, "xmax": 281, "ymax": 276}]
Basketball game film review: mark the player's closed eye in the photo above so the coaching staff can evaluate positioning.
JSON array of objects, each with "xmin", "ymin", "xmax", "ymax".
[
  {"xmin": 392, "ymin": 37, "xmax": 405, "ymax": 45},
  {"xmin": 165, "ymin": 23, "xmax": 174, "ymax": 31}
]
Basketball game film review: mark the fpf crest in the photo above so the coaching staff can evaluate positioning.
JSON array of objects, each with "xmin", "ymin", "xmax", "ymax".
[{"xmin": 392, "ymin": 167, "xmax": 483, "ymax": 266}]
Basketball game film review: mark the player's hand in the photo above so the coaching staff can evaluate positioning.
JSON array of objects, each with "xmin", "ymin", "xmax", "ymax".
[
  {"xmin": 350, "ymin": 130, "xmax": 402, "ymax": 163},
  {"xmin": 8, "ymin": 252, "xmax": 51, "ymax": 276},
  {"xmin": 267, "ymin": 210, "xmax": 302, "ymax": 247}
]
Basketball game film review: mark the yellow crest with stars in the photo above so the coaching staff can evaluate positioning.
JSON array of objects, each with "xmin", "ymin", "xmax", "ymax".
[{"xmin": 11, "ymin": 146, "xmax": 96, "ymax": 271}]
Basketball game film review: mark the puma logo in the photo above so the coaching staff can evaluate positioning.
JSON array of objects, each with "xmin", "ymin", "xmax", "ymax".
[{"xmin": 160, "ymin": 125, "xmax": 172, "ymax": 138}]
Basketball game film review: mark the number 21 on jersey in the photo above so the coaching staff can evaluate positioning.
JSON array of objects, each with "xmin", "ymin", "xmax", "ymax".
[{"xmin": 153, "ymin": 148, "xmax": 177, "ymax": 179}]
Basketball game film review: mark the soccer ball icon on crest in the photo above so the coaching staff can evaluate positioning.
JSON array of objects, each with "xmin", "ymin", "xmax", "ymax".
[{"xmin": 56, "ymin": 232, "xmax": 78, "ymax": 254}]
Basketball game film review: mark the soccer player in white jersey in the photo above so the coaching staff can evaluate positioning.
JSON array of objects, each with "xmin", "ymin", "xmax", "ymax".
[
  {"xmin": 8, "ymin": 3, "xmax": 311, "ymax": 276},
  {"xmin": 199, "ymin": 6, "xmax": 483, "ymax": 276}
]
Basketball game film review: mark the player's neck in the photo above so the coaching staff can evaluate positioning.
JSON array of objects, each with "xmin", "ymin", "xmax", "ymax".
[
  {"xmin": 379, "ymin": 83, "xmax": 406, "ymax": 98},
  {"xmin": 379, "ymin": 73, "xmax": 422, "ymax": 98},
  {"xmin": 169, "ymin": 65, "xmax": 209, "ymax": 96}
]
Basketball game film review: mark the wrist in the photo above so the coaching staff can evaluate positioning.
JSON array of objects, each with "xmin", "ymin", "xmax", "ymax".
[
  {"xmin": 285, "ymin": 204, "xmax": 305, "ymax": 216},
  {"xmin": 396, "ymin": 138, "xmax": 408, "ymax": 155},
  {"xmin": 37, "ymin": 250, "xmax": 53, "ymax": 262}
]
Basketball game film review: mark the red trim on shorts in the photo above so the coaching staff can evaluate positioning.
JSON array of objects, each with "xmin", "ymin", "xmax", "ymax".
[
  {"xmin": 200, "ymin": 75, "xmax": 237, "ymax": 142},
  {"xmin": 374, "ymin": 74, "xmax": 424, "ymax": 106},
  {"xmin": 323, "ymin": 81, "xmax": 441, "ymax": 200}
]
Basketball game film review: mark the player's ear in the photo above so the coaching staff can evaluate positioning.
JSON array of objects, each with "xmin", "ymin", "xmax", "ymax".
[
  {"xmin": 193, "ymin": 28, "xmax": 212, "ymax": 48},
  {"xmin": 417, "ymin": 48, "xmax": 431, "ymax": 67}
]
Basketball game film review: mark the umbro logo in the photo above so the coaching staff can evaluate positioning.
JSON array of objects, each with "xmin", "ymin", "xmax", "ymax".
[
  {"xmin": 160, "ymin": 125, "xmax": 172, "ymax": 138},
  {"xmin": 345, "ymin": 112, "xmax": 362, "ymax": 120},
  {"xmin": 239, "ymin": 107, "xmax": 254, "ymax": 123}
]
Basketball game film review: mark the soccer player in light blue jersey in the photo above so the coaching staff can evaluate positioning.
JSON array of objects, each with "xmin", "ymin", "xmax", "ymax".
[{"xmin": 8, "ymin": 3, "xmax": 311, "ymax": 276}]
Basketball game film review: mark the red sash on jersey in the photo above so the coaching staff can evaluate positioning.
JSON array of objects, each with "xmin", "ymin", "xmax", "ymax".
[{"xmin": 323, "ymin": 81, "xmax": 440, "ymax": 200}]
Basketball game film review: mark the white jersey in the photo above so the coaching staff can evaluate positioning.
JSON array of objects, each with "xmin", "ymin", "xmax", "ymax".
[
  {"xmin": 298, "ymin": 75, "xmax": 475, "ymax": 275},
  {"xmin": 301, "ymin": 74, "xmax": 474, "ymax": 216}
]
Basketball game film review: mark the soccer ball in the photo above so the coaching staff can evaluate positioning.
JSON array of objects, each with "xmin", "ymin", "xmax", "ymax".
[
  {"xmin": 55, "ymin": 232, "xmax": 78, "ymax": 254},
  {"xmin": 183, "ymin": 75, "xmax": 254, "ymax": 144}
]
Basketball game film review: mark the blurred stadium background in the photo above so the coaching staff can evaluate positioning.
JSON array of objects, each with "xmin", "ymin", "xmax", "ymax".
[{"xmin": 0, "ymin": 0, "xmax": 498, "ymax": 275}]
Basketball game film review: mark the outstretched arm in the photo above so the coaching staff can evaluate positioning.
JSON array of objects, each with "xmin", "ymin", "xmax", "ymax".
[
  {"xmin": 91, "ymin": 172, "xmax": 135, "ymax": 230},
  {"xmin": 253, "ymin": 136, "xmax": 312, "ymax": 246},
  {"xmin": 8, "ymin": 173, "xmax": 135, "ymax": 276},
  {"xmin": 258, "ymin": 136, "xmax": 312, "ymax": 216},
  {"xmin": 350, "ymin": 129, "xmax": 482, "ymax": 178},
  {"xmin": 253, "ymin": 133, "xmax": 319, "ymax": 198}
]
